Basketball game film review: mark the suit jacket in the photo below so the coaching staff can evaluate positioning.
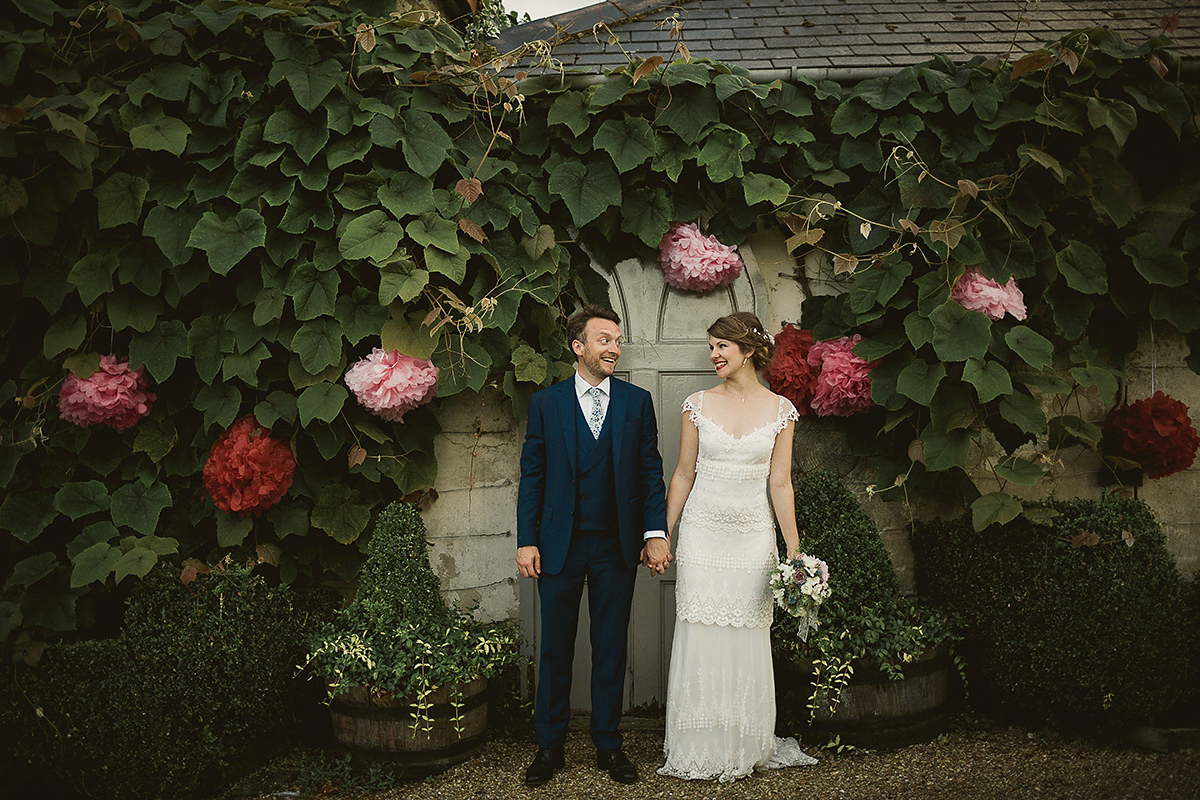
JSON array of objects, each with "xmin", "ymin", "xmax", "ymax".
[{"xmin": 517, "ymin": 376, "xmax": 668, "ymax": 574}]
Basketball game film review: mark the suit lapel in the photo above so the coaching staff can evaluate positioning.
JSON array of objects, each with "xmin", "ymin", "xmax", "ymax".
[
  {"xmin": 609, "ymin": 379, "xmax": 627, "ymax": 479},
  {"xmin": 556, "ymin": 380, "xmax": 578, "ymax": 475}
]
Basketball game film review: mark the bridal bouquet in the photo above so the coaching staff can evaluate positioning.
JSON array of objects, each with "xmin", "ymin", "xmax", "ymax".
[{"xmin": 770, "ymin": 553, "xmax": 831, "ymax": 642}]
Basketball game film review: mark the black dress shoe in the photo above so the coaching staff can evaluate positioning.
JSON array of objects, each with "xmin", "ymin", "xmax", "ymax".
[
  {"xmin": 597, "ymin": 748, "xmax": 638, "ymax": 784},
  {"xmin": 525, "ymin": 747, "xmax": 565, "ymax": 787}
]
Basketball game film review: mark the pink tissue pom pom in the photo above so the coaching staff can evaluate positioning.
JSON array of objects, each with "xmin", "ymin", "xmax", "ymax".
[
  {"xmin": 58, "ymin": 355, "xmax": 154, "ymax": 431},
  {"xmin": 657, "ymin": 222, "xmax": 744, "ymax": 292},
  {"xmin": 806, "ymin": 335, "xmax": 876, "ymax": 417},
  {"xmin": 344, "ymin": 348, "xmax": 438, "ymax": 422},
  {"xmin": 950, "ymin": 265, "xmax": 1027, "ymax": 321}
]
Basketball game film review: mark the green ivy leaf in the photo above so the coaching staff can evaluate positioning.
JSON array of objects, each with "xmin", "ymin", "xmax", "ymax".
[
  {"xmin": 129, "ymin": 319, "xmax": 188, "ymax": 381},
  {"xmin": 187, "ymin": 209, "xmax": 267, "ymax": 275},
  {"xmin": 398, "ymin": 108, "xmax": 452, "ymax": 177},
  {"xmin": 5, "ymin": 552, "xmax": 57, "ymax": 591},
  {"xmin": 655, "ymin": 85, "xmax": 718, "ymax": 145},
  {"xmin": 68, "ymin": 253, "xmax": 117, "ymax": 305},
  {"xmin": 1150, "ymin": 286, "xmax": 1200, "ymax": 333},
  {"xmin": 254, "ymin": 391, "xmax": 299, "ymax": 428},
  {"xmin": 830, "ymin": 100, "xmax": 877, "ymax": 137},
  {"xmin": 593, "ymin": 117, "xmax": 654, "ymax": 173},
  {"xmin": 381, "ymin": 313, "xmax": 437, "ymax": 360},
  {"xmin": 311, "ymin": 484, "xmax": 371, "ymax": 544},
  {"xmin": 512, "ymin": 343, "xmax": 547, "ymax": 384},
  {"xmin": 129, "ymin": 116, "xmax": 191, "ymax": 156},
  {"xmin": 267, "ymin": 502, "xmax": 309, "ymax": 540},
  {"xmin": 920, "ymin": 426, "xmax": 975, "ymax": 471},
  {"xmin": 264, "ymin": 106, "xmax": 329, "ymax": 164},
  {"xmin": 43, "ymin": 313, "xmax": 86, "ymax": 358},
  {"xmin": 113, "ymin": 547, "xmax": 157, "ymax": 583},
  {"xmin": 1122, "ymin": 232, "xmax": 1186, "ymax": 287},
  {"xmin": 548, "ymin": 160, "xmax": 621, "ymax": 227},
  {"xmin": 998, "ymin": 392, "xmax": 1047, "ymax": 435},
  {"xmin": 406, "ymin": 213, "xmax": 459, "ymax": 254},
  {"xmin": 547, "ymin": 91, "xmax": 590, "ymax": 135},
  {"xmin": 994, "ymin": 454, "xmax": 1045, "ymax": 486},
  {"xmin": 742, "ymin": 172, "xmax": 791, "ymax": 207},
  {"xmin": 1086, "ymin": 96, "xmax": 1137, "ymax": 147},
  {"xmin": 620, "ymin": 187, "xmax": 672, "ymax": 248},
  {"xmin": 424, "ymin": 245, "xmax": 468, "ymax": 283},
  {"xmin": 340, "ymin": 209, "xmax": 405, "ymax": 262},
  {"xmin": 0, "ymin": 491, "xmax": 57, "ymax": 544},
  {"xmin": 963, "ymin": 358, "xmax": 1013, "ymax": 404},
  {"xmin": 54, "ymin": 480, "xmax": 111, "ymax": 520},
  {"xmin": 1004, "ymin": 327, "xmax": 1053, "ymax": 370},
  {"xmin": 143, "ymin": 202, "xmax": 200, "ymax": 265},
  {"xmin": 336, "ymin": 289, "xmax": 388, "ymax": 345},
  {"xmin": 273, "ymin": 58, "xmax": 342, "ymax": 112},
  {"xmin": 110, "ymin": 480, "xmax": 171, "ymax": 535},
  {"xmin": 285, "ymin": 263, "xmax": 340, "ymax": 321},
  {"xmin": 254, "ymin": 286, "xmax": 286, "ymax": 326},
  {"xmin": 896, "ymin": 359, "xmax": 947, "ymax": 404},
  {"xmin": 1056, "ymin": 240, "xmax": 1107, "ymax": 294},
  {"xmin": 970, "ymin": 492, "xmax": 1022, "ymax": 531},
  {"xmin": 107, "ymin": 290, "xmax": 161, "ymax": 333},
  {"xmin": 1048, "ymin": 414, "xmax": 1102, "ymax": 449},
  {"xmin": 196, "ymin": 383, "xmax": 242, "ymax": 431},
  {"xmin": 70, "ymin": 543, "xmax": 120, "ymax": 588},
  {"xmin": 697, "ymin": 125, "xmax": 750, "ymax": 183},
  {"xmin": 216, "ymin": 513, "xmax": 253, "ymax": 547},
  {"xmin": 930, "ymin": 302, "xmax": 990, "ymax": 362},
  {"xmin": 94, "ymin": 173, "xmax": 149, "ymax": 229},
  {"xmin": 1068, "ymin": 364, "xmax": 1120, "ymax": 405},
  {"xmin": 298, "ymin": 382, "xmax": 348, "ymax": 425},
  {"xmin": 291, "ymin": 318, "xmax": 343, "ymax": 373},
  {"xmin": 854, "ymin": 68, "xmax": 920, "ymax": 110},
  {"xmin": 1016, "ymin": 144, "xmax": 1064, "ymax": 182},
  {"xmin": 378, "ymin": 173, "xmax": 436, "ymax": 218},
  {"xmin": 589, "ymin": 74, "xmax": 633, "ymax": 108},
  {"xmin": 133, "ymin": 417, "xmax": 177, "ymax": 464}
]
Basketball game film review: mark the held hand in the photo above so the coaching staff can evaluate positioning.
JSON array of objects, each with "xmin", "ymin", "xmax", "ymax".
[
  {"xmin": 643, "ymin": 537, "xmax": 673, "ymax": 575},
  {"xmin": 516, "ymin": 545, "xmax": 542, "ymax": 579}
]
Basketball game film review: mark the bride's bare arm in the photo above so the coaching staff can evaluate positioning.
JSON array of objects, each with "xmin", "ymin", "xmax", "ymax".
[
  {"xmin": 769, "ymin": 420, "xmax": 800, "ymax": 559},
  {"xmin": 665, "ymin": 410, "xmax": 699, "ymax": 536}
]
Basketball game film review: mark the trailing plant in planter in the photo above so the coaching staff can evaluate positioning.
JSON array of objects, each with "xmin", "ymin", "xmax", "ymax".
[
  {"xmin": 772, "ymin": 470, "xmax": 960, "ymax": 733},
  {"xmin": 301, "ymin": 502, "xmax": 522, "ymax": 739}
]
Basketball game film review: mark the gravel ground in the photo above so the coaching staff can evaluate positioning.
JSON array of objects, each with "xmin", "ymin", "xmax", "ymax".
[{"xmin": 215, "ymin": 714, "xmax": 1200, "ymax": 800}]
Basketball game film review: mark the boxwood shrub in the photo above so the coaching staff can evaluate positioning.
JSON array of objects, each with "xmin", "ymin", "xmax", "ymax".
[
  {"xmin": 1, "ymin": 563, "xmax": 334, "ymax": 799},
  {"xmin": 912, "ymin": 493, "xmax": 1196, "ymax": 725}
]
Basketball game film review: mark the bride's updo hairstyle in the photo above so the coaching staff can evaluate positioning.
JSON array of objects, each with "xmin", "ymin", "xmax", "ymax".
[{"xmin": 707, "ymin": 312, "xmax": 775, "ymax": 371}]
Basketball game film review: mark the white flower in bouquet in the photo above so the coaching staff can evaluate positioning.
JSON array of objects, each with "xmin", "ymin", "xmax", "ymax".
[{"xmin": 770, "ymin": 552, "xmax": 831, "ymax": 642}]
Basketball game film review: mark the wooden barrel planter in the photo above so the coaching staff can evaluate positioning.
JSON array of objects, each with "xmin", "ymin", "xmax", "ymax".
[
  {"xmin": 777, "ymin": 645, "xmax": 951, "ymax": 750},
  {"xmin": 329, "ymin": 678, "xmax": 489, "ymax": 771}
]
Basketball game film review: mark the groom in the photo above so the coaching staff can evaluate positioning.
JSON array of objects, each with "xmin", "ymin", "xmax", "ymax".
[{"xmin": 516, "ymin": 305, "xmax": 671, "ymax": 787}]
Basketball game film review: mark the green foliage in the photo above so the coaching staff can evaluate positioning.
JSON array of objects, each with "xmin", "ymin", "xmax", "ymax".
[
  {"xmin": 912, "ymin": 494, "xmax": 1196, "ymax": 724},
  {"xmin": 2, "ymin": 0, "xmax": 1197, "ymax": 647},
  {"xmin": 773, "ymin": 471, "xmax": 958, "ymax": 721},
  {"xmin": 302, "ymin": 502, "xmax": 522, "ymax": 700},
  {"xmin": 0, "ymin": 563, "xmax": 334, "ymax": 799}
]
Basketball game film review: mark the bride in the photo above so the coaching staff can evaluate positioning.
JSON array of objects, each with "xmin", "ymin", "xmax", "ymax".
[{"xmin": 655, "ymin": 311, "xmax": 818, "ymax": 782}]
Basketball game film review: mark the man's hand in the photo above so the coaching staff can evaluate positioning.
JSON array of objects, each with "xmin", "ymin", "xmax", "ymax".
[
  {"xmin": 642, "ymin": 537, "xmax": 672, "ymax": 575},
  {"xmin": 516, "ymin": 545, "xmax": 542, "ymax": 579}
]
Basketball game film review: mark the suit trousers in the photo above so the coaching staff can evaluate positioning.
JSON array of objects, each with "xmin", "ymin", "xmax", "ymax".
[{"xmin": 534, "ymin": 528, "xmax": 636, "ymax": 752}]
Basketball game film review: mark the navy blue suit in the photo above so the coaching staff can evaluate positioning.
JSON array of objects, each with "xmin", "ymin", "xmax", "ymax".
[{"xmin": 517, "ymin": 376, "xmax": 668, "ymax": 751}]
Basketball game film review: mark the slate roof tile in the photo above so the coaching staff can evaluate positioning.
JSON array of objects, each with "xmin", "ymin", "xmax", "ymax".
[{"xmin": 494, "ymin": 0, "xmax": 1198, "ymax": 79}]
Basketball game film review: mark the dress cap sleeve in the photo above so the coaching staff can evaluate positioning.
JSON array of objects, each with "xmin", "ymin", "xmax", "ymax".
[{"xmin": 681, "ymin": 390, "xmax": 704, "ymax": 426}]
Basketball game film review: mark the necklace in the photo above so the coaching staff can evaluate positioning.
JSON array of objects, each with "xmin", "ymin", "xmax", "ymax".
[{"xmin": 725, "ymin": 385, "xmax": 753, "ymax": 404}]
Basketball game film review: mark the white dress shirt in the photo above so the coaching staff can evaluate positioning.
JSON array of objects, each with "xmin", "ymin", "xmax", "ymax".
[{"xmin": 574, "ymin": 371, "xmax": 667, "ymax": 542}]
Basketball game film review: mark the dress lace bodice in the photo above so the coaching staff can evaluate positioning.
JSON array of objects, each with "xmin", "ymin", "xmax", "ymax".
[{"xmin": 674, "ymin": 391, "xmax": 798, "ymax": 629}]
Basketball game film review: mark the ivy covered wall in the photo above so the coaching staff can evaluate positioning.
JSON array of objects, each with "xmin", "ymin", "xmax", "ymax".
[{"xmin": 1, "ymin": 0, "xmax": 1196, "ymax": 647}]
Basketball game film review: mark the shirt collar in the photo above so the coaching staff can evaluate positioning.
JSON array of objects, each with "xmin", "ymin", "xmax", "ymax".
[{"xmin": 575, "ymin": 371, "xmax": 611, "ymax": 398}]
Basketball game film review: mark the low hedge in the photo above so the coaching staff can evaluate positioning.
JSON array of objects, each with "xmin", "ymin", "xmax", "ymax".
[
  {"xmin": 1, "ymin": 563, "xmax": 334, "ymax": 799},
  {"xmin": 912, "ymin": 494, "xmax": 1196, "ymax": 725}
]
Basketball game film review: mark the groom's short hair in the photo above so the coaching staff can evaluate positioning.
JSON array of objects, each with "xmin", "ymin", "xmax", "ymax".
[{"xmin": 566, "ymin": 305, "xmax": 620, "ymax": 346}]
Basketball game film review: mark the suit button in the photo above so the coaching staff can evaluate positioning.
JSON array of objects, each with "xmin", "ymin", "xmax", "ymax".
[{"xmin": 582, "ymin": 495, "xmax": 589, "ymax": 501}]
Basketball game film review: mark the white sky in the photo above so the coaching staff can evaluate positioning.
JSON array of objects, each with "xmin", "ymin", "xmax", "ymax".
[{"xmin": 505, "ymin": 0, "xmax": 593, "ymax": 22}]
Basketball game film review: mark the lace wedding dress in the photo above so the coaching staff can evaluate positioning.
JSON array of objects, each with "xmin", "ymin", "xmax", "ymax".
[{"xmin": 658, "ymin": 390, "xmax": 818, "ymax": 782}]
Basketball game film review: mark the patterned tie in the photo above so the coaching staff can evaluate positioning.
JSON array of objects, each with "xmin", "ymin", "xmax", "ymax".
[{"xmin": 587, "ymin": 387, "xmax": 604, "ymax": 439}]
